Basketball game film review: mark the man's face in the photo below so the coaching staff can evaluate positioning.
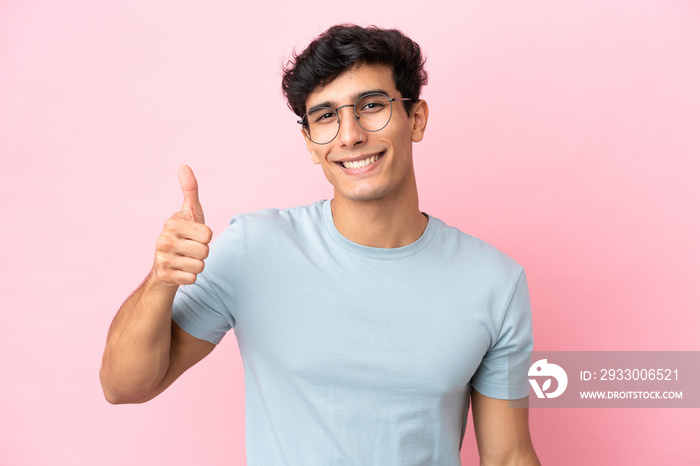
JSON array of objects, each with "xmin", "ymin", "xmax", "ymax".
[{"xmin": 303, "ymin": 63, "xmax": 428, "ymax": 204}]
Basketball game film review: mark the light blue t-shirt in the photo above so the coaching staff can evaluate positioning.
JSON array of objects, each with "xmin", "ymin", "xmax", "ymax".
[{"xmin": 173, "ymin": 200, "xmax": 533, "ymax": 466}]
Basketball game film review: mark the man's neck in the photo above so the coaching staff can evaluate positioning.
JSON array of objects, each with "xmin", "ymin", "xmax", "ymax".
[{"xmin": 330, "ymin": 190, "xmax": 428, "ymax": 249}]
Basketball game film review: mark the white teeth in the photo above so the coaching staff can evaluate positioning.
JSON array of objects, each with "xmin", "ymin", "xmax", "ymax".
[{"xmin": 342, "ymin": 155, "xmax": 379, "ymax": 169}]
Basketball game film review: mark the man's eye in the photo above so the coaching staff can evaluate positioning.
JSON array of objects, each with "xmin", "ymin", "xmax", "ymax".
[
  {"xmin": 314, "ymin": 112, "xmax": 336, "ymax": 123},
  {"xmin": 360, "ymin": 101, "xmax": 385, "ymax": 112}
]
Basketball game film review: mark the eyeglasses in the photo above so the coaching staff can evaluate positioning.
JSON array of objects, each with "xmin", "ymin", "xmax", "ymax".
[{"xmin": 298, "ymin": 92, "xmax": 414, "ymax": 145}]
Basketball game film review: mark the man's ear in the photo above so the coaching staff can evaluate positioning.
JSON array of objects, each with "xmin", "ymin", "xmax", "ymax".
[
  {"xmin": 410, "ymin": 100, "xmax": 429, "ymax": 143},
  {"xmin": 302, "ymin": 128, "xmax": 322, "ymax": 164}
]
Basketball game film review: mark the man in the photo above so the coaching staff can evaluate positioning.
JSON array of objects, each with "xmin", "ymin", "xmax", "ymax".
[{"xmin": 100, "ymin": 24, "xmax": 540, "ymax": 465}]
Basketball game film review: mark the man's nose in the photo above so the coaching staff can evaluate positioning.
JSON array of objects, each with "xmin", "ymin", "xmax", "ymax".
[{"xmin": 336, "ymin": 106, "xmax": 366, "ymax": 147}]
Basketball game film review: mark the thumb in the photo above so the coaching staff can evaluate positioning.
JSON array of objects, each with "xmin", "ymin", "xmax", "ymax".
[{"xmin": 177, "ymin": 165, "xmax": 205, "ymax": 224}]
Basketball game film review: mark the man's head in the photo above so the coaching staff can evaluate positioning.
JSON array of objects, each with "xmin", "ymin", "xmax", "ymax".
[
  {"xmin": 282, "ymin": 24, "xmax": 428, "ymax": 118},
  {"xmin": 282, "ymin": 25, "xmax": 430, "ymax": 206}
]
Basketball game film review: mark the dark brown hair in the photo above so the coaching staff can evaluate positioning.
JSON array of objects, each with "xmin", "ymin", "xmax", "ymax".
[{"xmin": 282, "ymin": 24, "xmax": 428, "ymax": 117}]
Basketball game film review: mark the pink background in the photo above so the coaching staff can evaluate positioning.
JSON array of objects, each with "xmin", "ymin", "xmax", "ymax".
[{"xmin": 1, "ymin": 1, "xmax": 699, "ymax": 464}]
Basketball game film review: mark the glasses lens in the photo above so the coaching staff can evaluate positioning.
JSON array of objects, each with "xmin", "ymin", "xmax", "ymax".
[
  {"xmin": 301, "ymin": 94, "xmax": 394, "ymax": 145},
  {"xmin": 303, "ymin": 107, "xmax": 338, "ymax": 145},
  {"xmin": 354, "ymin": 94, "xmax": 392, "ymax": 132}
]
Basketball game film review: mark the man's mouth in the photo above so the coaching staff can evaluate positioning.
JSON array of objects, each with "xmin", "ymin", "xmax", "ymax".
[{"xmin": 339, "ymin": 153, "xmax": 383, "ymax": 169}]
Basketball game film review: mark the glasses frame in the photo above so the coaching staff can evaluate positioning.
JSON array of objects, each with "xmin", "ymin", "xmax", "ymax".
[{"xmin": 297, "ymin": 92, "xmax": 415, "ymax": 145}]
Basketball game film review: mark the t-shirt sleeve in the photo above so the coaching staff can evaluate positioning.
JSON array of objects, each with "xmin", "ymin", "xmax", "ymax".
[
  {"xmin": 171, "ymin": 219, "xmax": 241, "ymax": 344},
  {"xmin": 470, "ymin": 268, "xmax": 534, "ymax": 399}
]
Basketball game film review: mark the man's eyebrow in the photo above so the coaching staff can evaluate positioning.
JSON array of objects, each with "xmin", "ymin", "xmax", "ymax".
[
  {"xmin": 307, "ymin": 89, "xmax": 390, "ymax": 112},
  {"xmin": 350, "ymin": 89, "xmax": 389, "ymax": 102}
]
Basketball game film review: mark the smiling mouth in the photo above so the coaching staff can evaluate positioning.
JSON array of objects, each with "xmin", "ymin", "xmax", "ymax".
[{"xmin": 339, "ymin": 153, "xmax": 384, "ymax": 169}]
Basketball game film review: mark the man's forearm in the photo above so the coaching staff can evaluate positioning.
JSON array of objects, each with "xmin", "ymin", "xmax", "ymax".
[
  {"xmin": 99, "ymin": 270, "xmax": 177, "ymax": 404},
  {"xmin": 100, "ymin": 166, "xmax": 213, "ymax": 404}
]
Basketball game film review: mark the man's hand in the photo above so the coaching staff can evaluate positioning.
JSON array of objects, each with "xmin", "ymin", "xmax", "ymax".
[{"xmin": 153, "ymin": 165, "xmax": 213, "ymax": 286}]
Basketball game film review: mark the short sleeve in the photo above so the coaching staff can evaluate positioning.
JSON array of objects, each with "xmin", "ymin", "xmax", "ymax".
[
  {"xmin": 470, "ymin": 269, "xmax": 534, "ymax": 399},
  {"xmin": 171, "ymin": 219, "xmax": 241, "ymax": 344}
]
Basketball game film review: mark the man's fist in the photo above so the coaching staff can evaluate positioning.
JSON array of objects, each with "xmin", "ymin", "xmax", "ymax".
[{"xmin": 153, "ymin": 165, "xmax": 213, "ymax": 286}]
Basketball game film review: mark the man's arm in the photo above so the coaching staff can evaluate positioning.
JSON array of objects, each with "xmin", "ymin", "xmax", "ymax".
[
  {"xmin": 99, "ymin": 275, "xmax": 215, "ymax": 404},
  {"xmin": 99, "ymin": 165, "xmax": 214, "ymax": 404},
  {"xmin": 471, "ymin": 389, "xmax": 541, "ymax": 466}
]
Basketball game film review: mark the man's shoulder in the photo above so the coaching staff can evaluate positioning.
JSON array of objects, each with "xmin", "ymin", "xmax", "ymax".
[
  {"xmin": 429, "ymin": 215, "xmax": 524, "ymax": 276},
  {"xmin": 230, "ymin": 200, "xmax": 325, "ymax": 226},
  {"xmin": 221, "ymin": 201, "xmax": 327, "ymax": 245}
]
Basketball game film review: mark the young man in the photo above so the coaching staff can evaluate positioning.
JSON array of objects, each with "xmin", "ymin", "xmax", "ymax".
[{"xmin": 100, "ymin": 24, "xmax": 540, "ymax": 465}]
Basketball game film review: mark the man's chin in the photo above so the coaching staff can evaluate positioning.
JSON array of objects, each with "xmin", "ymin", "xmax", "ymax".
[{"xmin": 334, "ymin": 186, "xmax": 386, "ymax": 204}]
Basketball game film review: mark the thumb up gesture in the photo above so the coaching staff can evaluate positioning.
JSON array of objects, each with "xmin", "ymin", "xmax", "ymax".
[{"xmin": 153, "ymin": 165, "xmax": 213, "ymax": 286}]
